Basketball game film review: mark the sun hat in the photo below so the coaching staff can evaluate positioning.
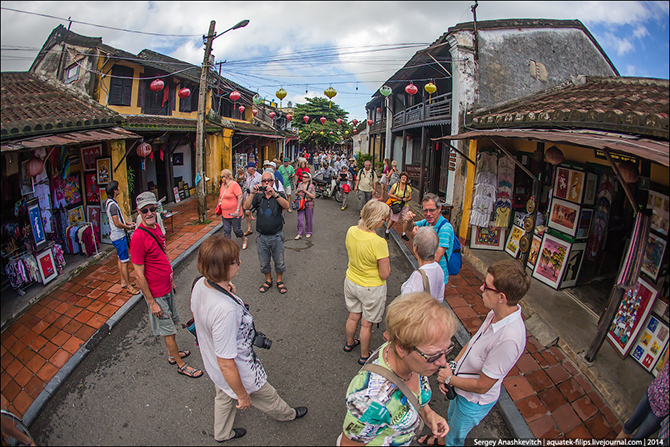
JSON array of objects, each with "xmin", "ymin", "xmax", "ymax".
[
  {"xmin": 284, "ymin": 157, "xmax": 290, "ymax": 162},
  {"xmin": 136, "ymin": 191, "xmax": 158, "ymax": 210}
]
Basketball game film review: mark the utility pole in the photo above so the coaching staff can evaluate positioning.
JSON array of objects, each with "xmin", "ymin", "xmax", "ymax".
[{"xmin": 195, "ymin": 20, "xmax": 216, "ymax": 223}]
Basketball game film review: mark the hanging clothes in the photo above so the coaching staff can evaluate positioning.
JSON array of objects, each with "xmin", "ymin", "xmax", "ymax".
[
  {"xmin": 493, "ymin": 156, "xmax": 515, "ymax": 228},
  {"xmin": 470, "ymin": 152, "xmax": 499, "ymax": 228}
]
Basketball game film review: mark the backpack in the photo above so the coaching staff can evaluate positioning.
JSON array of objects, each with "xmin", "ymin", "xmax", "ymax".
[{"xmin": 435, "ymin": 219, "xmax": 462, "ymax": 277}]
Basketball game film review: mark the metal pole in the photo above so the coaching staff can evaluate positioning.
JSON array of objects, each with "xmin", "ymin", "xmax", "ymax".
[{"xmin": 196, "ymin": 20, "xmax": 216, "ymax": 223}]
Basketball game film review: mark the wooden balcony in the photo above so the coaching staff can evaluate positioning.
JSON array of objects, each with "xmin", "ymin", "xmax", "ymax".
[{"xmin": 392, "ymin": 92, "xmax": 452, "ymax": 129}]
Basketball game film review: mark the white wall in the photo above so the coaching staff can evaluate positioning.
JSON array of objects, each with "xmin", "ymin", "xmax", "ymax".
[{"xmin": 172, "ymin": 143, "xmax": 193, "ymax": 187}]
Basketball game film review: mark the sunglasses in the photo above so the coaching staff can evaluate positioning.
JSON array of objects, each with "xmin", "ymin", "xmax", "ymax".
[
  {"xmin": 261, "ymin": 179, "xmax": 273, "ymax": 183},
  {"xmin": 483, "ymin": 283, "xmax": 503, "ymax": 294},
  {"xmin": 413, "ymin": 344, "xmax": 454, "ymax": 363},
  {"xmin": 230, "ymin": 259, "xmax": 241, "ymax": 266},
  {"xmin": 140, "ymin": 206, "xmax": 158, "ymax": 214}
]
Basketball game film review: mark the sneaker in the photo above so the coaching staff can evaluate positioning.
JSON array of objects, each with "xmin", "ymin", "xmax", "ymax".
[
  {"xmin": 306, "ymin": 234, "xmax": 311, "ymax": 238},
  {"xmin": 295, "ymin": 235, "xmax": 301, "ymax": 240},
  {"xmin": 341, "ymin": 207, "xmax": 345, "ymax": 211},
  {"xmin": 401, "ymin": 234, "xmax": 410, "ymax": 241}
]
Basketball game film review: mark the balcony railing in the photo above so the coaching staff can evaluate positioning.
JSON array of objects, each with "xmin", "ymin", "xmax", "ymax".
[{"xmin": 393, "ymin": 92, "xmax": 452, "ymax": 128}]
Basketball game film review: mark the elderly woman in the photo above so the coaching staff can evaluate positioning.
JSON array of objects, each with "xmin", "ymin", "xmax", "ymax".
[
  {"xmin": 294, "ymin": 172, "xmax": 316, "ymax": 239},
  {"xmin": 340, "ymin": 292, "xmax": 456, "ymax": 446},
  {"xmin": 343, "ymin": 199, "xmax": 391, "ymax": 365},
  {"xmin": 219, "ymin": 169, "xmax": 248, "ymax": 250},
  {"xmin": 296, "ymin": 158, "xmax": 311, "ymax": 183},
  {"xmin": 384, "ymin": 171, "xmax": 412, "ymax": 241},
  {"xmin": 191, "ymin": 236, "xmax": 307, "ymax": 442},
  {"xmin": 401, "ymin": 226, "xmax": 445, "ymax": 302}
]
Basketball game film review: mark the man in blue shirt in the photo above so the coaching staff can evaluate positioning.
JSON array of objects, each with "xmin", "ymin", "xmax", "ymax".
[{"xmin": 406, "ymin": 193, "xmax": 455, "ymax": 286}]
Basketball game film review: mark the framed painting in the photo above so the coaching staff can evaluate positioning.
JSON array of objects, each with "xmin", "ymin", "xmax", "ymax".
[
  {"xmin": 20, "ymin": 160, "xmax": 35, "ymax": 196},
  {"xmin": 172, "ymin": 152, "xmax": 184, "ymax": 166},
  {"xmin": 100, "ymin": 205, "xmax": 111, "ymax": 244},
  {"xmin": 68, "ymin": 205, "xmax": 85, "ymax": 224},
  {"xmin": 567, "ymin": 170, "xmax": 585, "ymax": 204},
  {"xmin": 505, "ymin": 225, "xmax": 525, "ymax": 257},
  {"xmin": 99, "ymin": 187, "xmax": 108, "ymax": 205},
  {"xmin": 173, "ymin": 186, "xmax": 181, "ymax": 203},
  {"xmin": 641, "ymin": 232, "xmax": 667, "ymax": 281},
  {"xmin": 87, "ymin": 205, "xmax": 101, "ymax": 239},
  {"xmin": 532, "ymin": 233, "xmax": 571, "ymax": 289},
  {"xmin": 527, "ymin": 234, "xmax": 543, "ymax": 269},
  {"xmin": 548, "ymin": 198, "xmax": 581, "ymax": 237},
  {"xmin": 631, "ymin": 314, "xmax": 669, "ymax": 375},
  {"xmin": 554, "ymin": 167, "xmax": 570, "ymax": 200},
  {"xmin": 96, "ymin": 157, "xmax": 112, "ymax": 185},
  {"xmin": 652, "ymin": 343, "xmax": 668, "ymax": 377},
  {"xmin": 583, "ymin": 173, "xmax": 598, "ymax": 206},
  {"xmin": 36, "ymin": 248, "xmax": 58, "ymax": 285},
  {"xmin": 84, "ymin": 172, "xmax": 99, "ymax": 204},
  {"xmin": 576, "ymin": 208, "xmax": 594, "ymax": 240},
  {"xmin": 80, "ymin": 144, "xmax": 102, "ymax": 171},
  {"xmin": 607, "ymin": 277, "xmax": 658, "ymax": 358},
  {"xmin": 27, "ymin": 199, "xmax": 46, "ymax": 249},
  {"xmin": 648, "ymin": 190, "xmax": 669, "ymax": 236},
  {"xmin": 559, "ymin": 242, "xmax": 587, "ymax": 288},
  {"xmin": 64, "ymin": 174, "xmax": 82, "ymax": 205},
  {"xmin": 470, "ymin": 226, "xmax": 506, "ymax": 250}
]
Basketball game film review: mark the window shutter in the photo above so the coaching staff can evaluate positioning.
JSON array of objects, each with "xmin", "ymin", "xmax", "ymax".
[{"xmin": 109, "ymin": 65, "xmax": 134, "ymax": 106}]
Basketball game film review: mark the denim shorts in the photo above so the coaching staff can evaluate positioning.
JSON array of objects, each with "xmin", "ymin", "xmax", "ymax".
[{"xmin": 112, "ymin": 236, "xmax": 129, "ymax": 263}]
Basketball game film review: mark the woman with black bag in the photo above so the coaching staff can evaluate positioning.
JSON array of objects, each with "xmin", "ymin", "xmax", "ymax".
[
  {"xmin": 190, "ymin": 236, "xmax": 307, "ymax": 442},
  {"xmin": 384, "ymin": 172, "xmax": 412, "ymax": 241}
]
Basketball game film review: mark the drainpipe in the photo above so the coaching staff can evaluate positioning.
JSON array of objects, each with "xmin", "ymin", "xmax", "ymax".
[{"xmin": 471, "ymin": 1, "xmax": 479, "ymax": 63}]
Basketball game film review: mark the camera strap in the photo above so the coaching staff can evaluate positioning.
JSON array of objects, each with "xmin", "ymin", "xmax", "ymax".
[{"xmin": 206, "ymin": 279, "xmax": 246, "ymax": 310}]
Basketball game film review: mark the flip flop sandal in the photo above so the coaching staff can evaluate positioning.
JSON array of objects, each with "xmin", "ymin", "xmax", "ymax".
[
  {"xmin": 244, "ymin": 230, "xmax": 253, "ymax": 236},
  {"xmin": 417, "ymin": 435, "xmax": 444, "ymax": 446},
  {"xmin": 277, "ymin": 281, "xmax": 287, "ymax": 294},
  {"xmin": 177, "ymin": 363, "xmax": 203, "ymax": 379},
  {"xmin": 242, "ymin": 240, "xmax": 248, "ymax": 250},
  {"xmin": 358, "ymin": 350, "xmax": 373, "ymax": 365},
  {"xmin": 259, "ymin": 280, "xmax": 272, "ymax": 293},
  {"xmin": 343, "ymin": 338, "xmax": 360, "ymax": 352},
  {"xmin": 167, "ymin": 350, "xmax": 190, "ymax": 365},
  {"xmin": 125, "ymin": 285, "xmax": 140, "ymax": 295}
]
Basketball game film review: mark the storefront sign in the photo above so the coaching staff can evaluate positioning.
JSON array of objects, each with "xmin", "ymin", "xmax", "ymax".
[{"xmin": 594, "ymin": 150, "xmax": 636, "ymax": 163}]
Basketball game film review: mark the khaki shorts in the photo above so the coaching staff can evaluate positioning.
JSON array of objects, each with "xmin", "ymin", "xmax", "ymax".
[
  {"xmin": 344, "ymin": 277, "xmax": 387, "ymax": 324},
  {"xmin": 284, "ymin": 185, "xmax": 292, "ymax": 196},
  {"xmin": 147, "ymin": 290, "xmax": 180, "ymax": 337}
]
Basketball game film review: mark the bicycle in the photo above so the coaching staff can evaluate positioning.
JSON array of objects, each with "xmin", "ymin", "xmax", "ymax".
[{"xmin": 0, "ymin": 410, "xmax": 35, "ymax": 446}]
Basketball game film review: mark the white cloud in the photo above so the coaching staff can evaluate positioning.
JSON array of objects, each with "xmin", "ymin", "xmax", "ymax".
[
  {"xmin": 632, "ymin": 25, "xmax": 649, "ymax": 40},
  {"xmin": 600, "ymin": 31, "xmax": 635, "ymax": 55}
]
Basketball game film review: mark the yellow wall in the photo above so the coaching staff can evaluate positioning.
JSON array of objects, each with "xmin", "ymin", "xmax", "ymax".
[
  {"xmin": 459, "ymin": 139, "xmax": 478, "ymax": 240},
  {"xmin": 109, "ymin": 139, "xmax": 131, "ymax": 215}
]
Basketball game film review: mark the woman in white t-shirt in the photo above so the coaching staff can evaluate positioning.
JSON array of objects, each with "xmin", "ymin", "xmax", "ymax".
[
  {"xmin": 190, "ymin": 236, "xmax": 307, "ymax": 443},
  {"xmin": 401, "ymin": 226, "xmax": 445, "ymax": 303}
]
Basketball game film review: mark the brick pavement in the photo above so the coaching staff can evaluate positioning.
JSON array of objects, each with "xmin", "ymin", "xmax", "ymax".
[{"xmin": 0, "ymin": 193, "xmax": 220, "ymax": 419}]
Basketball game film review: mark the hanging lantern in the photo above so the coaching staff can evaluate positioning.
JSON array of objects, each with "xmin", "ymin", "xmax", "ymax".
[
  {"xmin": 376, "ymin": 107, "xmax": 382, "ymax": 113},
  {"xmin": 269, "ymin": 111, "xmax": 276, "ymax": 119},
  {"xmin": 367, "ymin": 119, "xmax": 373, "ymax": 126},
  {"xmin": 544, "ymin": 145, "xmax": 564, "ymax": 166},
  {"xmin": 329, "ymin": 131, "xmax": 333, "ymax": 135},
  {"xmin": 352, "ymin": 119, "xmax": 358, "ymax": 127},
  {"xmin": 253, "ymin": 94, "xmax": 263, "ymax": 105},
  {"xmin": 150, "ymin": 79, "xmax": 164, "ymax": 92},
  {"xmin": 352, "ymin": 129, "xmax": 356, "ymax": 134},
  {"xmin": 252, "ymin": 108, "xmax": 258, "ymax": 117},
  {"xmin": 136, "ymin": 142, "xmax": 152, "ymax": 157},
  {"xmin": 424, "ymin": 82, "xmax": 437, "ymax": 104},
  {"xmin": 312, "ymin": 131, "xmax": 316, "ymax": 135},
  {"xmin": 618, "ymin": 161, "xmax": 639, "ymax": 184},
  {"xmin": 405, "ymin": 83, "xmax": 418, "ymax": 95},
  {"xmin": 336, "ymin": 118, "xmax": 342, "ymax": 126},
  {"xmin": 320, "ymin": 116, "xmax": 327, "ymax": 125},
  {"xmin": 26, "ymin": 157, "xmax": 44, "ymax": 178},
  {"xmin": 324, "ymin": 86, "xmax": 337, "ymax": 109},
  {"xmin": 303, "ymin": 115, "xmax": 310, "ymax": 124},
  {"xmin": 286, "ymin": 113, "xmax": 293, "ymax": 122},
  {"xmin": 276, "ymin": 88, "xmax": 287, "ymax": 100},
  {"xmin": 238, "ymin": 105, "xmax": 246, "ymax": 114},
  {"xmin": 380, "ymin": 85, "xmax": 392, "ymax": 108},
  {"xmin": 178, "ymin": 88, "xmax": 190, "ymax": 99},
  {"xmin": 299, "ymin": 130, "xmax": 302, "ymax": 134},
  {"xmin": 320, "ymin": 131, "xmax": 324, "ymax": 135},
  {"xmin": 229, "ymin": 90, "xmax": 241, "ymax": 102}
]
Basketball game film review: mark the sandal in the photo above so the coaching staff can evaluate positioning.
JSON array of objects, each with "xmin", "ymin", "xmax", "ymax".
[
  {"xmin": 242, "ymin": 239, "xmax": 248, "ymax": 250},
  {"xmin": 417, "ymin": 435, "xmax": 445, "ymax": 446},
  {"xmin": 244, "ymin": 230, "xmax": 253, "ymax": 236},
  {"xmin": 177, "ymin": 363, "xmax": 203, "ymax": 379},
  {"xmin": 167, "ymin": 350, "xmax": 190, "ymax": 365},
  {"xmin": 358, "ymin": 350, "xmax": 373, "ymax": 365},
  {"xmin": 125, "ymin": 285, "xmax": 140, "ymax": 295},
  {"xmin": 259, "ymin": 280, "xmax": 272, "ymax": 293},
  {"xmin": 277, "ymin": 281, "xmax": 287, "ymax": 294},
  {"xmin": 343, "ymin": 338, "xmax": 360, "ymax": 352}
]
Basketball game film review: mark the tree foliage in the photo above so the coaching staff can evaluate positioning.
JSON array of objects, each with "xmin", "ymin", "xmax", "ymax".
[{"xmin": 293, "ymin": 97, "xmax": 353, "ymax": 149}]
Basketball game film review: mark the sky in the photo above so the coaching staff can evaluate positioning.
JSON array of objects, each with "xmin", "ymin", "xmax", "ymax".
[{"xmin": 2, "ymin": 1, "xmax": 668, "ymax": 122}]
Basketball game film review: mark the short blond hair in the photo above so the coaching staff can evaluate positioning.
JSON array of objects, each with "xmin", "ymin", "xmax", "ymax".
[
  {"xmin": 220, "ymin": 169, "xmax": 233, "ymax": 180},
  {"xmin": 386, "ymin": 292, "xmax": 458, "ymax": 352},
  {"xmin": 358, "ymin": 199, "xmax": 389, "ymax": 231}
]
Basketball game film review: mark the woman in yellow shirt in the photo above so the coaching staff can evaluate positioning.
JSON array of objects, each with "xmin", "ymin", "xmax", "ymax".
[{"xmin": 343, "ymin": 199, "xmax": 391, "ymax": 365}]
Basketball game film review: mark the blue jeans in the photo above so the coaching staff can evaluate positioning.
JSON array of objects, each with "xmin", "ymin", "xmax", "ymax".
[
  {"xmin": 257, "ymin": 231, "xmax": 285, "ymax": 274},
  {"xmin": 444, "ymin": 394, "xmax": 496, "ymax": 446},
  {"xmin": 624, "ymin": 390, "xmax": 664, "ymax": 439},
  {"xmin": 222, "ymin": 216, "xmax": 244, "ymax": 239}
]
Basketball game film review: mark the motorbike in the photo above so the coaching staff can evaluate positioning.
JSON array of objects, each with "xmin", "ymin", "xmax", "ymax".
[{"xmin": 312, "ymin": 174, "xmax": 343, "ymax": 203}]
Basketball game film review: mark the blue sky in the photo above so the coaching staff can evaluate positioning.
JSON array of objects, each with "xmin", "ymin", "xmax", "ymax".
[{"xmin": 2, "ymin": 1, "xmax": 668, "ymax": 122}]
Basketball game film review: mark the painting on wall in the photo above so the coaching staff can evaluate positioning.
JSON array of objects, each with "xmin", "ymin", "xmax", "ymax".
[
  {"xmin": 527, "ymin": 234, "xmax": 543, "ymax": 269},
  {"xmin": 548, "ymin": 198, "xmax": 581, "ymax": 237},
  {"xmin": 607, "ymin": 277, "xmax": 658, "ymax": 358},
  {"xmin": 27, "ymin": 199, "xmax": 46, "ymax": 250},
  {"xmin": 100, "ymin": 205, "xmax": 111, "ymax": 244},
  {"xmin": 576, "ymin": 208, "xmax": 593, "ymax": 240},
  {"xmin": 80, "ymin": 144, "xmax": 102, "ymax": 171},
  {"xmin": 68, "ymin": 205, "xmax": 85, "ymax": 224},
  {"xmin": 505, "ymin": 225, "xmax": 525, "ymax": 257},
  {"xmin": 553, "ymin": 167, "xmax": 586, "ymax": 204},
  {"xmin": 641, "ymin": 232, "xmax": 667, "ymax": 281},
  {"xmin": 554, "ymin": 168, "xmax": 570, "ymax": 200},
  {"xmin": 84, "ymin": 172, "xmax": 99, "ymax": 203},
  {"xmin": 560, "ymin": 242, "xmax": 587, "ymax": 288},
  {"xmin": 172, "ymin": 152, "xmax": 184, "ymax": 166},
  {"xmin": 648, "ymin": 190, "xmax": 669, "ymax": 236},
  {"xmin": 532, "ymin": 233, "xmax": 571, "ymax": 289},
  {"xmin": 631, "ymin": 314, "xmax": 668, "ymax": 375},
  {"xmin": 583, "ymin": 173, "xmax": 598, "ymax": 206},
  {"xmin": 470, "ymin": 226, "xmax": 506, "ymax": 250},
  {"xmin": 96, "ymin": 157, "xmax": 112, "ymax": 185},
  {"xmin": 87, "ymin": 205, "xmax": 101, "ymax": 240}
]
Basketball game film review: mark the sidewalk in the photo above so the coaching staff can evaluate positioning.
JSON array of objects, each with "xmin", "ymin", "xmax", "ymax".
[
  {"xmin": 386, "ymin": 190, "xmax": 626, "ymax": 441},
  {"xmin": 0, "ymin": 193, "xmax": 222, "ymax": 424}
]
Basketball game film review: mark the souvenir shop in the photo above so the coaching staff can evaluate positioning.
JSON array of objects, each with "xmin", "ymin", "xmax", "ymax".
[
  {"xmin": 465, "ymin": 139, "xmax": 669, "ymax": 376},
  {"xmin": 1, "ymin": 142, "xmax": 113, "ymax": 307}
]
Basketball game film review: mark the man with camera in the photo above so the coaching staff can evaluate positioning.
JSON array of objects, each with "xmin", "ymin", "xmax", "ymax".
[{"xmin": 243, "ymin": 171, "xmax": 290, "ymax": 294}]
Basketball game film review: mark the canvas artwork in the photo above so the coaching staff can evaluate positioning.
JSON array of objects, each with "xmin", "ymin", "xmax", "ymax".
[
  {"xmin": 554, "ymin": 168, "xmax": 570, "ymax": 200},
  {"xmin": 96, "ymin": 158, "xmax": 112, "ymax": 185},
  {"xmin": 63, "ymin": 174, "xmax": 82, "ymax": 205},
  {"xmin": 87, "ymin": 205, "xmax": 101, "ymax": 240},
  {"xmin": 36, "ymin": 248, "xmax": 58, "ymax": 284},
  {"xmin": 172, "ymin": 152, "xmax": 184, "ymax": 166},
  {"xmin": 470, "ymin": 226, "xmax": 506, "ymax": 250},
  {"xmin": 548, "ymin": 198, "xmax": 581, "ymax": 237},
  {"xmin": 505, "ymin": 225, "xmax": 525, "ymax": 257},
  {"xmin": 527, "ymin": 234, "xmax": 543, "ymax": 269},
  {"xmin": 648, "ymin": 190, "xmax": 669, "ymax": 236},
  {"xmin": 27, "ymin": 199, "xmax": 46, "ymax": 249},
  {"xmin": 68, "ymin": 205, "xmax": 85, "ymax": 224},
  {"xmin": 100, "ymin": 206, "xmax": 111, "ymax": 244},
  {"xmin": 99, "ymin": 188, "xmax": 108, "ymax": 205},
  {"xmin": 81, "ymin": 144, "xmax": 102, "ymax": 171},
  {"xmin": 567, "ymin": 171, "xmax": 585, "ymax": 203},
  {"xmin": 631, "ymin": 313, "xmax": 668, "ymax": 374},
  {"xmin": 532, "ymin": 233, "xmax": 571, "ymax": 289},
  {"xmin": 583, "ymin": 173, "xmax": 598, "ymax": 206},
  {"xmin": 641, "ymin": 232, "xmax": 667, "ymax": 281},
  {"xmin": 576, "ymin": 208, "xmax": 593, "ymax": 239},
  {"xmin": 607, "ymin": 277, "xmax": 658, "ymax": 358},
  {"xmin": 560, "ymin": 242, "xmax": 587, "ymax": 288},
  {"xmin": 84, "ymin": 172, "xmax": 99, "ymax": 203}
]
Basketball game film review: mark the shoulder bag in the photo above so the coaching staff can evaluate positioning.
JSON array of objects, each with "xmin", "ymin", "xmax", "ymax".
[
  {"xmin": 417, "ymin": 268, "xmax": 430, "ymax": 293},
  {"xmin": 387, "ymin": 184, "xmax": 405, "ymax": 214}
]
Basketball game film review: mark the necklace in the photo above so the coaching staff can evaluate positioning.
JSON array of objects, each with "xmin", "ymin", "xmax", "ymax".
[{"xmin": 385, "ymin": 346, "xmax": 413, "ymax": 382}]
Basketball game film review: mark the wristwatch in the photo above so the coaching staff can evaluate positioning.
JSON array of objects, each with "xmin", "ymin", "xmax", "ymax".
[{"xmin": 444, "ymin": 373, "xmax": 453, "ymax": 385}]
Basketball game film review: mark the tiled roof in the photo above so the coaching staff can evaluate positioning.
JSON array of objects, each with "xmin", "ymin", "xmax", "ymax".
[
  {"xmin": 467, "ymin": 76, "xmax": 669, "ymax": 140},
  {"xmin": 1, "ymin": 72, "xmax": 118, "ymax": 141},
  {"xmin": 119, "ymin": 114, "xmax": 220, "ymax": 132}
]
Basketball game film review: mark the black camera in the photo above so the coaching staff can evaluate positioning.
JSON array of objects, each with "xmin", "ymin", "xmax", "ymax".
[
  {"xmin": 253, "ymin": 330, "xmax": 272, "ymax": 349},
  {"xmin": 257, "ymin": 185, "xmax": 267, "ymax": 192}
]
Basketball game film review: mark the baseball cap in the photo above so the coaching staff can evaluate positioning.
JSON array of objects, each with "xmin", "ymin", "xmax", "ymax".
[
  {"xmin": 283, "ymin": 157, "xmax": 290, "ymax": 162},
  {"xmin": 245, "ymin": 162, "xmax": 256, "ymax": 169},
  {"xmin": 263, "ymin": 159, "xmax": 271, "ymax": 166},
  {"xmin": 136, "ymin": 191, "xmax": 158, "ymax": 210},
  {"xmin": 270, "ymin": 162, "xmax": 277, "ymax": 168}
]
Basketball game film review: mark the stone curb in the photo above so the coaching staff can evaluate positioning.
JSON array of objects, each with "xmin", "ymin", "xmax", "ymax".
[
  {"xmin": 22, "ymin": 221, "xmax": 223, "ymax": 426},
  {"xmin": 389, "ymin": 226, "xmax": 535, "ymax": 440}
]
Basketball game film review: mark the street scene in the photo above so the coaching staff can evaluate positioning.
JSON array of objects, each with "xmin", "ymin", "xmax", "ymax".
[{"xmin": 1, "ymin": 2, "xmax": 669, "ymax": 446}]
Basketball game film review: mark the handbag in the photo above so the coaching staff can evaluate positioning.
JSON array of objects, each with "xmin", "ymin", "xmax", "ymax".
[
  {"xmin": 215, "ymin": 204, "xmax": 223, "ymax": 215},
  {"xmin": 342, "ymin": 184, "xmax": 350, "ymax": 193},
  {"xmin": 391, "ymin": 202, "xmax": 404, "ymax": 214},
  {"xmin": 388, "ymin": 183, "xmax": 405, "ymax": 214}
]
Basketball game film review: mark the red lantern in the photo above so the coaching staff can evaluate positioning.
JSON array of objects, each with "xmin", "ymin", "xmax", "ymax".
[
  {"xmin": 352, "ymin": 119, "xmax": 358, "ymax": 126},
  {"xmin": 329, "ymin": 131, "xmax": 333, "ymax": 135},
  {"xmin": 367, "ymin": 119, "xmax": 373, "ymax": 126},
  {"xmin": 229, "ymin": 90, "xmax": 241, "ymax": 101},
  {"xmin": 26, "ymin": 157, "xmax": 44, "ymax": 178},
  {"xmin": 312, "ymin": 131, "xmax": 316, "ymax": 135},
  {"xmin": 405, "ymin": 83, "xmax": 418, "ymax": 95},
  {"xmin": 178, "ymin": 88, "xmax": 190, "ymax": 98},
  {"xmin": 150, "ymin": 79, "xmax": 164, "ymax": 92},
  {"xmin": 252, "ymin": 108, "xmax": 258, "ymax": 117},
  {"xmin": 136, "ymin": 142, "xmax": 152, "ymax": 157},
  {"xmin": 336, "ymin": 118, "xmax": 342, "ymax": 126},
  {"xmin": 303, "ymin": 115, "xmax": 310, "ymax": 124},
  {"xmin": 353, "ymin": 129, "xmax": 357, "ymax": 134},
  {"xmin": 286, "ymin": 114, "xmax": 293, "ymax": 122},
  {"xmin": 269, "ymin": 111, "xmax": 276, "ymax": 119},
  {"xmin": 376, "ymin": 107, "xmax": 381, "ymax": 113},
  {"xmin": 238, "ymin": 105, "xmax": 245, "ymax": 114},
  {"xmin": 320, "ymin": 117, "xmax": 326, "ymax": 125}
]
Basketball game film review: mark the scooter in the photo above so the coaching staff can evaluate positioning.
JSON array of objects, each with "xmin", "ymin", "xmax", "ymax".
[{"xmin": 313, "ymin": 174, "xmax": 343, "ymax": 203}]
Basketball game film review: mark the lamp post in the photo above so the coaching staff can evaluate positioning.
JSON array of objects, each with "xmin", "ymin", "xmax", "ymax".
[{"xmin": 195, "ymin": 19, "xmax": 249, "ymax": 223}]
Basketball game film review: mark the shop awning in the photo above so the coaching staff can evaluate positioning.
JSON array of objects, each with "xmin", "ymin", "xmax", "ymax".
[
  {"xmin": 1, "ymin": 127, "xmax": 141, "ymax": 153},
  {"xmin": 433, "ymin": 129, "xmax": 669, "ymax": 167},
  {"xmin": 234, "ymin": 132, "xmax": 283, "ymax": 139}
]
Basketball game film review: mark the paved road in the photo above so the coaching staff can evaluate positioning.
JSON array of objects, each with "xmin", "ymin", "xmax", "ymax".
[{"xmin": 30, "ymin": 194, "xmax": 510, "ymax": 445}]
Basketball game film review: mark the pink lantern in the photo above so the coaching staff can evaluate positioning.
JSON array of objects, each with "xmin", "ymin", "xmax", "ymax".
[
  {"xmin": 136, "ymin": 142, "xmax": 152, "ymax": 157},
  {"xmin": 329, "ymin": 131, "xmax": 333, "ymax": 135},
  {"xmin": 376, "ymin": 107, "xmax": 381, "ymax": 113},
  {"xmin": 405, "ymin": 83, "xmax": 418, "ymax": 95},
  {"xmin": 252, "ymin": 108, "xmax": 258, "ymax": 117},
  {"xmin": 286, "ymin": 113, "xmax": 293, "ymax": 122},
  {"xmin": 353, "ymin": 129, "xmax": 357, "ymax": 134},
  {"xmin": 150, "ymin": 79, "xmax": 164, "ymax": 92},
  {"xmin": 303, "ymin": 115, "xmax": 310, "ymax": 124},
  {"xmin": 352, "ymin": 119, "xmax": 358, "ymax": 126},
  {"xmin": 336, "ymin": 118, "xmax": 342, "ymax": 126},
  {"xmin": 178, "ymin": 88, "xmax": 190, "ymax": 98},
  {"xmin": 269, "ymin": 111, "xmax": 276, "ymax": 119},
  {"xmin": 367, "ymin": 119, "xmax": 373, "ymax": 126},
  {"xmin": 320, "ymin": 117, "xmax": 326, "ymax": 125},
  {"xmin": 26, "ymin": 157, "xmax": 44, "ymax": 178},
  {"xmin": 229, "ymin": 90, "xmax": 241, "ymax": 101},
  {"xmin": 238, "ymin": 105, "xmax": 246, "ymax": 114},
  {"xmin": 312, "ymin": 131, "xmax": 316, "ymax": 135}
]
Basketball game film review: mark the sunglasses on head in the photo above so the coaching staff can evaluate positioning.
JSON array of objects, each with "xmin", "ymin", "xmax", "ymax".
[{"xmin": 140, "ymin": 206, "xmax": 158, "ymax": 214}]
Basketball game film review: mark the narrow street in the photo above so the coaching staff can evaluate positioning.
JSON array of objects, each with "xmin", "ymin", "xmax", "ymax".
[{"xmin": 30, "ymin": 195, "xmax": 510, "ymax": 445}]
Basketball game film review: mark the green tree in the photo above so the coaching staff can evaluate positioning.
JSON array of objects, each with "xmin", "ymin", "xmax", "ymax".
[{"xmin": 293, "ymin": 97, "xmax": 353, "ymax": 150}]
